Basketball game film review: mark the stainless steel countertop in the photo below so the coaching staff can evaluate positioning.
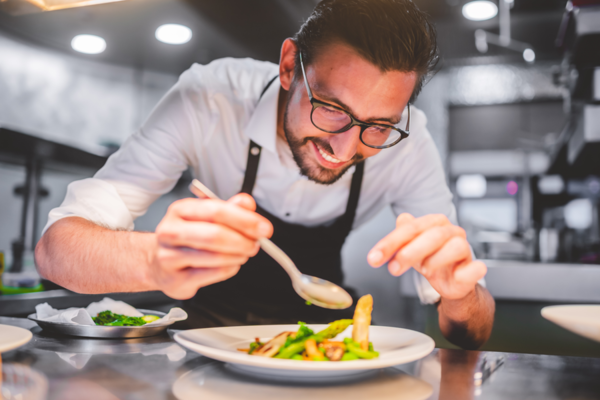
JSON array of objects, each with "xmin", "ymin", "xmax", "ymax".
[{"xmin": 2, "ymin": 317, "xmax": 600, "ymax": 399}]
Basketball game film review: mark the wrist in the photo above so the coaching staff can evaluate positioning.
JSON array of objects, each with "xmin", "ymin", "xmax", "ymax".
[
  {"xmin": 132, "ymin": 231, "xmax": 161, "ymax": 292},
  {"xmin": 439, "ymin": 286, "xmax": 479, "ymax": 323}
]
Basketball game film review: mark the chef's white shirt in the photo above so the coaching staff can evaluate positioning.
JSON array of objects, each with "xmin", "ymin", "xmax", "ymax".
[{"xmin": 43, "ymin": 57, "xmax": 459, "ymax": 304}]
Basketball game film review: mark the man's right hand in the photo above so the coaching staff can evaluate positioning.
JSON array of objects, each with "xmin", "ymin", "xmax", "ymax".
[{"xmin": 151, "ymin": 193, "xmax": 273, "ymax": 300}]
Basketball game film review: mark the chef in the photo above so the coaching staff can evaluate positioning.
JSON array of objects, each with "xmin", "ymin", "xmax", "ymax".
[{"xmin": 36, "ymin": 0, "xmax": 494, "ymax": 349}]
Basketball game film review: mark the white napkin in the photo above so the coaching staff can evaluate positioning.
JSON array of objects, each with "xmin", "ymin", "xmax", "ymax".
[{"xmin": 35, "ymin": 297, "xmax": 187, "ymax": 327}]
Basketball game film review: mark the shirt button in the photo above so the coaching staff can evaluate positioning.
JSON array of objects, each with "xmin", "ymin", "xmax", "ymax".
[{"xmin": 250, "ymin": 147, "xmax": 261, "ymax": 156}]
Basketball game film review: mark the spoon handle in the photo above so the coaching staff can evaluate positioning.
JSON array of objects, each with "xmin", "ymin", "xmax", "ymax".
[{"xmin": 189, "ymin": 179, "xmax": 301, "ymax": 278}]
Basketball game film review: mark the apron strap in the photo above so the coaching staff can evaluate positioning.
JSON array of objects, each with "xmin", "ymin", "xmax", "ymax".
[
  {"xmin": 240, "ymin": 75, "xmax": 277, "ymax": 194},
  {"xmin": 339, "ymin": 161, "xmax": 364, "ymax": 231},
  {"xmin": 241, "ymin": 140, "xmax": 262, "ymax": 194}
]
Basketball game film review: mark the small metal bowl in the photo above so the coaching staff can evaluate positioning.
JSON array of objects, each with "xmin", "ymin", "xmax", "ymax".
[{"xmin": 28, "ymin": 309, "xmax": 172, "ymax": 339}]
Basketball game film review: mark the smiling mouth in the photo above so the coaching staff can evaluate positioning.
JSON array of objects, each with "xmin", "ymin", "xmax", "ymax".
[{"xmin": 312, "ymin": 141, "xmax": 349, "ymax": 166}]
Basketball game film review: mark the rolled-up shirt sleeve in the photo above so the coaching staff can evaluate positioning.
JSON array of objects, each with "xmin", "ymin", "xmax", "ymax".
[{"xmin": 42, "ymin": 73, "xmax": 199, "ymax": 235}]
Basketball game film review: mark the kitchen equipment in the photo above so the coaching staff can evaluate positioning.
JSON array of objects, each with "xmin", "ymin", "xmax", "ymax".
[
  {"xmin": 174, "ymin": 324, "xmax": 435, "ymax": 381},
  {"xmin": 189, "ymin": 179, "xmax": 353, "ymax": 310}
]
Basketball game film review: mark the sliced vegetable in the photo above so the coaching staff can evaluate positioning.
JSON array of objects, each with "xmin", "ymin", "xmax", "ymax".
[
  {"xmin": 305, "ymin": 339, "xmax": 325, "ymax": 361},
  {"xmin": 253, "ymin": 332, "xmax": 293, "ymax": 357},
  {"xmin": 352, "ymin": 294, "xmax": 373, "ymax": 351},
  {"xmin": 142, "ymin": 315, "xmax": 160, "ymax": 323}
]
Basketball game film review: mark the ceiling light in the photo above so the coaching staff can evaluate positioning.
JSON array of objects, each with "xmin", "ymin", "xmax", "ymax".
[
  {"xmin": 523, "ymin": 48, "xmax": 536, "ymax": 63},
  {"xmin": 155, "ymin": 24, "xmax": 192, "ymax": 45},
  {"xmin": 462, "ymin": 1, "xmax": 498, "ymax": 21},
  {"xmin": 71, "ymin": 34, "xmax": 106, "ymax": 54}
]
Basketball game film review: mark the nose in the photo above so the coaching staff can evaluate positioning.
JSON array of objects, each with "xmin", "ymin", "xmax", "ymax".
[{"xmin": 329, "ymin": 126, "xmax": 361, "ymax": 161}]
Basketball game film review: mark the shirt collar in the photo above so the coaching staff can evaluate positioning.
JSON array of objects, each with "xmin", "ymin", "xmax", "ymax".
[{"xmin": 244, "ymin": 77, "xmax": 280, "ymax": 154}]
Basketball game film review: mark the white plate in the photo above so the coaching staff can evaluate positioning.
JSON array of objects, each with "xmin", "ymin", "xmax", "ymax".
[
  {"xmin": 541, "ymin": 305, "xmax": 600, "ymax": 342},
  {"xmin": 174, "ymin": 324, "xmax": 435, "ymax": 381},
  {"xmin": 0, "ymin": 324, "xmax": 33, "ymax": 353}
]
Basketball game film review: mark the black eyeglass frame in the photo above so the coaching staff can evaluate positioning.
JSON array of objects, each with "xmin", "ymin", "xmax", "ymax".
[{"xmin": 299, "ymin": 52, "xmax": 410, "ymax": 149}]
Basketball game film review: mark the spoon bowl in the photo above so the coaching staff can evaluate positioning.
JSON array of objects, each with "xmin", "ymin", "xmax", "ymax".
[
  {"xmin": 295, "ymin": 275, "xmax": 353, "ymax": 309},
  {"xmin": 189, "ymin": 179, "xmax": 353, "ymax": 310}
]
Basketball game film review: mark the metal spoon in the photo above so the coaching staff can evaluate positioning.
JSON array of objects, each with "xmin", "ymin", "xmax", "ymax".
[{"xmin": 189, "ymin": 179, "xmax": 353, "ymax": 310}]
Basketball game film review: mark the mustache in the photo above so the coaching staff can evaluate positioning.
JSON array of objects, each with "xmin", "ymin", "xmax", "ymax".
[{"xmin": 305, "ymin": 137, "xmax": 365, "ymax": 164}]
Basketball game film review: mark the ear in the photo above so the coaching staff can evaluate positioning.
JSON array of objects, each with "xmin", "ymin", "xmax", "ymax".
[{"xmin": 279, "ymin": 38, "xmax": 297, "ymax": 91}]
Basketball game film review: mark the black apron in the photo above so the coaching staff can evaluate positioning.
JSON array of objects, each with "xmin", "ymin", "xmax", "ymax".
[{"xmin": 180, "ymin": 78, "xmax": 364, "ymax": 328}]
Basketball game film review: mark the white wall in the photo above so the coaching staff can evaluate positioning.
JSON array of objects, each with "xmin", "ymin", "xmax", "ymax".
[{"xmin": 0, "ymin": 32, "xmax": 179, "ymax": 263}]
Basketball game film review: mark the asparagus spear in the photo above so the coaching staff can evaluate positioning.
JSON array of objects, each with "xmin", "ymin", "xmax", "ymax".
[{"xmin": 275, "ymin": 319, "xmax": 353, "ymax": 359}]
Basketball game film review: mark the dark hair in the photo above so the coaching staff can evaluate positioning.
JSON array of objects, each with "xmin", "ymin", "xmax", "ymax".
[{"xmin": 293, "ymin": 0, "xmax": 438, "ymax": 102}]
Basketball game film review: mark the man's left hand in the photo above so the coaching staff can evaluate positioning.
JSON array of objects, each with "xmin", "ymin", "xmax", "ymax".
[{"xmin": 367, "ymin": 213, "xmax": 487, "ymax": 300}]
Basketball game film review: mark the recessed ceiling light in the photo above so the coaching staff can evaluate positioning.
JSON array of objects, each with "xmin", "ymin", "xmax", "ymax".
[
  {"xmin": 462, "ymin": 1, "xmax": 498, "ymax": 21},
  {"xmin": 71, "ymin": 34, "xmax": 106, "ymax": 54},
  {"xmin": 155, "ymin": 24, "xmax": 192, "ymax": 45}
]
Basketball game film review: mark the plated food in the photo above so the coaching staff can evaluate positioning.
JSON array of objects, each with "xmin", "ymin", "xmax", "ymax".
[
  {"xmin": 173, "ymin": 295, "xmax": 435, "ymax": 381},
  {"xmin": 241, "ymin": 294, "xmax": 377, "ymax": 361},
  {"xmin": 92, "ymin": 310, "xmax": 161, "ymax": 326}
]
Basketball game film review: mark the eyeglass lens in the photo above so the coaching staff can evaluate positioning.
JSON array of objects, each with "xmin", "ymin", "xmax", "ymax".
[{"xmin": 311, "ymin": 104, "xmax": 401, "ymax": 147}]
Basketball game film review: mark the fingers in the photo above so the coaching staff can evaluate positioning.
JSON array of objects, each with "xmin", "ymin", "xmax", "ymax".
[
  {"xmin": 368, "ymin": 213, "xmax": 452, "ymax": 267},
  {"xmin": 166, "ymin": 198, "xmax": 273, "ymax": 240},
  {"xmin": 396, "ymin": 225, "xmax": 467, "ymax": 271},
  {"xmin": 161, "ymin": 265, "xmax": 241, "ymax": 300},
  {"xmin": 157, "ymin": 220, "xmax": 260, "ymax": 256},
  {"xmin": 421, "ymin": 235, "xmax": 471, "ymax": 275},
  {"xmin": 395, "ymin": 212, "xmax": 415, "ymax": 228},
  {"xmin": 156, "ymin": 245, "xmax": 254, "ymax": 269}
]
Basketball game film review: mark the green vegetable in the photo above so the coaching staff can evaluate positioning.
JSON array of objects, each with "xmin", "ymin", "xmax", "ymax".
[
  {"xmin": 344, "ymin": 338, "xmax": 380, "ymax": 359},
  {"xmin": 248, "ymin": 340, "xmax": 264, "ymax": 355},
  {"xmin": 313, "ymin": 319, "xmax": 353, "ymax": 341},
  {"xmin": 291, "ymin": 354, "xmax": 303, "ymax": 361},
  {"xmin": 275, "ymin": 319, "xmax": 352, "ymax": 359},
  {"xmin": 305, "ymin": 301, "xmax": 312, "ymax": 306},
  {"xmin": 275, "ymin": 341, "xmax": 307, "ymax": 359},
  {"xmin": 92, "ymin": 311, "xmax": 148, "ymax": 326},
  {"xmin": 341, "ymin": 352, "xmax": 360, "ymax": 361}
]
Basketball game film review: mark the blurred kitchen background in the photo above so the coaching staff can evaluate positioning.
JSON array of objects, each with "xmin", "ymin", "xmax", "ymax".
[{"xmin": 1, "ymin": 0, "xmax": 599, "ymax": 355}]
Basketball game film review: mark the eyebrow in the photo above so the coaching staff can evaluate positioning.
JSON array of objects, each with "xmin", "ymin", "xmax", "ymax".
[{"xmin": 311, "ymin": 87, "xmax": 402, "ymax": 125}]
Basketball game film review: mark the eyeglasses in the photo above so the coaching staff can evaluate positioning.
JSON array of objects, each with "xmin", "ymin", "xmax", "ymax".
[{"xmin": 299, "ymin": 52, "xmax": 410, "ymax": 149}]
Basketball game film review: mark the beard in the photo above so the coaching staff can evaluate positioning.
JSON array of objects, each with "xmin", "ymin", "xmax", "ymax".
[{"xmin": 283, "ymin": 96, "xmax": 364, "ymax": 186}]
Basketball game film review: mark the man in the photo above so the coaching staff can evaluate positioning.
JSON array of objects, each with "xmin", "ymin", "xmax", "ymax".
[{"xmin": 36, "ymin": 0, "xmax": 494, "ymax": 349}]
